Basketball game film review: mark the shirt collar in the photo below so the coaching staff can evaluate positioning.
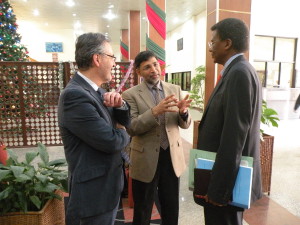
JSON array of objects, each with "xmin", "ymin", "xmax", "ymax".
[
  {"xmin": 77, "ymin": 71, "xmax": 99, "ymax": 91},
  {"xmin": 220, "ymin": 53, "xmax": 244, "ymax": 75},
  {"xmin": 145, "ymin": 80, "xmax": 163, "ymax": 91}
]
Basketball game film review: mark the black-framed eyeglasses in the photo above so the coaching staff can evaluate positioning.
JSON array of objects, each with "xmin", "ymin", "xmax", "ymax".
[{"xmin": 101, "ymin": 53, "xmax": 116, "ymax": 61}]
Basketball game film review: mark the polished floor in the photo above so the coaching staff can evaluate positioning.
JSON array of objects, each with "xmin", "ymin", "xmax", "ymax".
[{"xmin": 10, "ymin": 110, "xmax": 300, "ymax": 225}]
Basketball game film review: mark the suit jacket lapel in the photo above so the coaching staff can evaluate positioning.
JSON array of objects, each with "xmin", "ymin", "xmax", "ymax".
[
  {"xmin": 72, "ymin": 73, "xmax": 113, "ymax": 125},
  {"xmin": 202, "ymin": 55, "xmax": 245, "ymax": 121},
  {"xmin": 138, "ymin": 82, "xmax": 156, "ymax": 109}
]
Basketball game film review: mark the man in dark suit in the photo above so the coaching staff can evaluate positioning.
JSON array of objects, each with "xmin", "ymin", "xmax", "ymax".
[
  {"xmin": 197, "ymin": 18, "xmax": 263, "ymax": 225},
  {"xmin": 122, "ymin": 51, "xmax": 192, "ymax": 225},
  {"xmin": 58, "ymin": 33, "xmax": 130, "ymax": 225}
]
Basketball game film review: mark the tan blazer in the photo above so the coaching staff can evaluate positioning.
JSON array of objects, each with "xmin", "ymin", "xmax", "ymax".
[{"xmin": 122, "ymin": 81, "xmax": 191, "ymax": 183}]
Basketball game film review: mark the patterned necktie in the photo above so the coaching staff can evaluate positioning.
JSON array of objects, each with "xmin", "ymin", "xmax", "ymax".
[
  {"xmin": 97, "ymin": 88, "xmax": 131, "ymax": 164},
  {"xmin": 152, "ymin": 84, "xmax": 169, "ymax": 150}
]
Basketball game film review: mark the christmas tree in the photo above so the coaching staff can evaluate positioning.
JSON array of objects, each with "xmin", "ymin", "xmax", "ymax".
[{"xmin": 0, "ymin": 0, "xmax": 29, "ymax": 61}]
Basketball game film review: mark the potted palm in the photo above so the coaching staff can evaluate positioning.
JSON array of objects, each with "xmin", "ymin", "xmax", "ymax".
[{"xmin": 0, "ymin": 143, "xmax": 68, "ymax": 225}]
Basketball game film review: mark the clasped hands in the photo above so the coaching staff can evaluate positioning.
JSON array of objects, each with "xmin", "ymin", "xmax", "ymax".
[{"xmin": 151, "ymin": 94, "xmax": 192, "ymax": 117}]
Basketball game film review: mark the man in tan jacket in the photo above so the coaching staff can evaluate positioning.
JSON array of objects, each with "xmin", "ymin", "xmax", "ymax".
[{"xmin": 122, "ymin": 50, "xmax": 192, "ymax": 225}]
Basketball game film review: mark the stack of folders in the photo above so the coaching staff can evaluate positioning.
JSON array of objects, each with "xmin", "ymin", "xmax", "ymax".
[{"xmin": 189, "ymin": 149, "xmax": 253, "ymax": 209}]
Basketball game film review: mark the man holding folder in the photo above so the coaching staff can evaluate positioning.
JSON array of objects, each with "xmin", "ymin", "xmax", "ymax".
[{"xmin": 196, "ymin": 18, "xmax": 263, "ymax": 225}]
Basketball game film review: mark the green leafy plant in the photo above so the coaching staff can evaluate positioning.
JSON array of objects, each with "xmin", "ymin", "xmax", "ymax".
[
  {"xmin": 260, "ymin": 100, "xmax": 280, "ymax": 140},
  {"xmin": 0, "ymin": 143, "xmax": 68, "ymax": 214},
  {"xmin": 189, "ymin": 66, "xmax": 206, "ymax": 110}
]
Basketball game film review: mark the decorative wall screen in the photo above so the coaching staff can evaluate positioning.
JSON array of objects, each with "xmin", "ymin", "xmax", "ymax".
[{"xmin": 0, "ymin": 61, "xmax": 136, "ymax": 148}]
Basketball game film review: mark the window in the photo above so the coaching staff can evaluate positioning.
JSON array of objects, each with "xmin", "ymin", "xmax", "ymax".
[
  {"xmin": 169, "ymin": 71, "xmax": 191, "ymax": 91},
  {"xmin": 253, "ymin": 35, "xmax": 298, "ymax": 88}
]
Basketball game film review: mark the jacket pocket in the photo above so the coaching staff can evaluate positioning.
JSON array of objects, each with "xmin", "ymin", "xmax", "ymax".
[
  {"xmin": 75, "ymin": 166, "xmax": 106, "ymax": 183},
  {"xmin": 131, "ymin": 142, "xmax": 144, "ymax": 153}
]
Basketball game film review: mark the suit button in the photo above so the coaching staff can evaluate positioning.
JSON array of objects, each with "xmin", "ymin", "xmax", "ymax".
[{"xmin": 156, "ymin": 148, "xmax": 159, "ymax": 152}]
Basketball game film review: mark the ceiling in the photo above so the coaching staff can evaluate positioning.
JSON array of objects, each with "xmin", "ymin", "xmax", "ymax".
[{"xmin": 9, "ymin": 0, "xmax": 206, "ymax": 45}]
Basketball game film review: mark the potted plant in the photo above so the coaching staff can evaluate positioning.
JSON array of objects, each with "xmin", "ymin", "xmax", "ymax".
[
  {"xmin": 189, "ymin": 65, "xmax": 206, "ymax": 111},
  {"xmin": 259, "ymin": 100, "xmax": 279, "ymax": 195},
  {"xmin": 0, "ymin": 142, "xmax": 68, "ymax": 224}
]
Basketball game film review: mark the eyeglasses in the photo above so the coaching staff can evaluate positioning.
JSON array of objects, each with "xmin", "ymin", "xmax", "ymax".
[
  {"xmin": 208, "ymin": 40, "xmax": 219, "ymax": 49},
  {"xmin": 101, "ymin": 53, "xmax": 116, "ymax": 61}
]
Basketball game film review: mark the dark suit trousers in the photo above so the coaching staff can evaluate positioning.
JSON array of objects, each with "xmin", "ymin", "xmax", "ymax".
[
  {"xmin": 132, "ymin": 147, "xmax": 179, "ymax": 225},
  {"xmin": 204, "ymin": 205, "xmax": 243, "ymax": 225}
]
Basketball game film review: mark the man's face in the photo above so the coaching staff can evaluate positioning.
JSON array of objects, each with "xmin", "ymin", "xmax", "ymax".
[
  {"xmin": 98, "ymin": 42, "xmax": 116, "ymax": 82},
  {"xmin": 208, "ymin": 30, "xmax": 227, "ymax": 65},
  {"xmin": 136, "ymin": 56, "xmax": 161, "ymax": 85}
]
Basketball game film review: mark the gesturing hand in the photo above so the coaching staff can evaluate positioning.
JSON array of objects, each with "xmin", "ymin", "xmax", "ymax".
[
  {"xmin": 151, "ymin": 94, "xmax": 178, "ymax": 116},
  {"xmin": 177, "ymin": 94, "xmax": 192, "ymax": 114}
]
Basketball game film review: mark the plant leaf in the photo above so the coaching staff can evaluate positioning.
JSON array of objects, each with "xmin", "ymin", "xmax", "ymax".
[
  {"xmin": 7, "ymin": 149, "xmax": 19, "ymax": 164},
  {"xmin": 10, "ymin": 166, "xmax": 25, "ymax": 178},
  {"xmin": 30, "ymin": 195, "xmax": 42, "ymax": 210},
  {"xmin": 25, "ymin": 151, "xmax": 38, "ymax": 164},
  {"xmin": 48, "ymin": 159, "xmax": 67, "ymax": 167},
  {"xmin": 36, "ymin": 174, "xmax": 48, "ymax": 183},
  {"xmin": 0, "ymin": 186, "xmax": 13, "ymax": 200},
  {"xmin": 15, "ymin": 174, "xmax": 32, "ymax": 182},
  {"xmin": 38, "ymin": 142, "xmax": 49, "ymax": 164},
  {"xmin": 0, "ymin": 170, "xmax": 11, "ymax": 181},
  {"xmin": 34, "ymin": 182, "xmax": 59, "ymax": 193}
]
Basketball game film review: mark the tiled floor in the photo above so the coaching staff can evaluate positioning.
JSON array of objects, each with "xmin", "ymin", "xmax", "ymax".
[{"xmin": 10, "ymin": 110, "xmax": 300, "ymax": 225}]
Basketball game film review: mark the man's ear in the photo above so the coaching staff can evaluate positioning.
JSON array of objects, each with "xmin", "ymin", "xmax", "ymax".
[
  {"xmin": 135, "ymin": 68, "xmax": 141, "ymax": 76},
  {"xmin": 224, "ymin": 39, "xmax": 232, "ymax": 50},
  {"xmin": 93, "ymin": 54, "xmax": 101, "ymax": 67}
]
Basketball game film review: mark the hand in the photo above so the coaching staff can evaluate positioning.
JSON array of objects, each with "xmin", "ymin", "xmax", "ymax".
[
  {"xmin": 177, "ymin": 94, "xmax": 192, "ymax": 114},
  {"xmin": 103, "ymin": 92, "xmax": 123, "ymax": 108},
  {"xmin": 151, "ymin": 94, "xmax": 178, "ymax": 116},
  {"xmin": 204, "ymin": 195, "xmax": 225, "ymax": 207},
  {"xmin": 116, "ymin": 123, "xmax": 126, "ymax": 130}
]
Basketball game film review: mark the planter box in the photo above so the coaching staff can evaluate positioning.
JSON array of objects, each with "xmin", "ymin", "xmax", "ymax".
[
  {"xmin": 193, "ymin": 120, "xmax": 274, "ymax": 195},
  {"xmin": 260, "ymin": 134, "xmax": 274, "ymax": 195},
  {"xmin": 0, "ymin": 190, "xmax": 65, "ymax": 225}
]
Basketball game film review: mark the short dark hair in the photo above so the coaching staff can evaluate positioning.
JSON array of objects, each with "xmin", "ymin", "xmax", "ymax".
[
  {"xmin": 75, "ymin": 33, "xmax": 110, "ymax": 70},
  {"xmin": 211, "ymin": 18, "xmax": 249, "ymax": 52},
  {"xmin": 134, "ymin": 50, "xmax": 158, "ymax": 69}
]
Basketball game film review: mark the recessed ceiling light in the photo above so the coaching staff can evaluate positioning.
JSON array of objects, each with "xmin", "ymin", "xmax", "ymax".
[
  {"xmin": 103, "ymin": 10, "xmax": 117, "ymax": 20},
  {"xmin": 72, "ymin": 13, "xmax": 76, "ymax": 17},
  {"xmin": 173, "ymin": 17, "xmax": 179, "ymax": 24},
  {"xmin": 106, "ymin": 25, "xmax": 110, "ymax": 28},
  {"xmin": 74, "ymin": 21, "xmax": 81, "ymax": 29},
  {"xmin": 33, "ymin": 9, "xmax": 39, "ymax": 16},
  {"xmin": 66, "ymin": 0, "xmax": 75, "ymax": 7},
  {"xmin": 108, "ymin": 4, "xmax": 114, "ymax": 9},
  {"xmin": 45, "ymin": 23, "xmax": 49, "ymax": 26}
]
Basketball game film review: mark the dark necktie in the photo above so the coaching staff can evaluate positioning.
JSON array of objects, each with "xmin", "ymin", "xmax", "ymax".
[{"xmin": 152, "ymin": 85, "xmax": 169, "ymax": 150}]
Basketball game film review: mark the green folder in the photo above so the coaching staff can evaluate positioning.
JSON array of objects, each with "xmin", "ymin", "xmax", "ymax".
[{"xmin": 188, "ymin": 149, "xmax": 253, "ymax": 190}]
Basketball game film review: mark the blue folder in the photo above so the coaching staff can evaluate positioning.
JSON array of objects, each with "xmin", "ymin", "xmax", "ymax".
[{"xmin": 196, "ymin": 157, "xmax": 253, "ymax": 209}]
